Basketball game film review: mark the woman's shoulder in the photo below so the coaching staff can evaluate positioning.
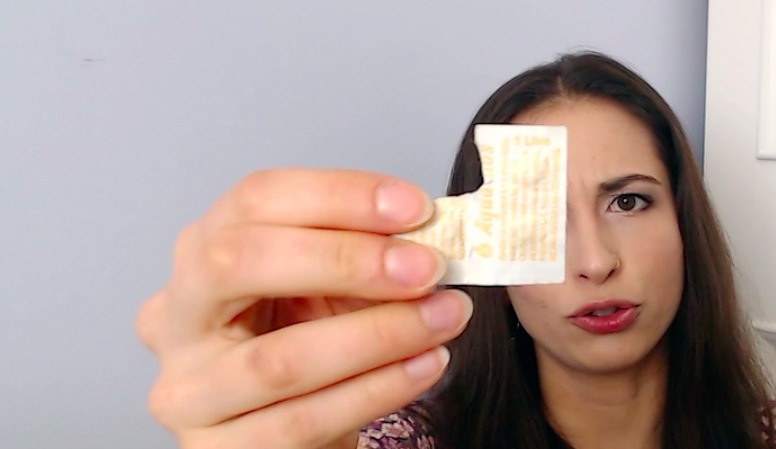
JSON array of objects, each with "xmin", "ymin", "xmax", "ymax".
[{"xmin": 358, "ymin": 403, "xmax": 437, "ymax": 449}]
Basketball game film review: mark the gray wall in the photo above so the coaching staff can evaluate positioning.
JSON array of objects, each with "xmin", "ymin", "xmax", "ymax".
[{"xmin": 0, "ymin": 1, "xmax": 707, "ymax": 447}]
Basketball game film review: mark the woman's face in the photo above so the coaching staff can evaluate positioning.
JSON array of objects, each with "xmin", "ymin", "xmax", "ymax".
[{"xmin": 507, "ymin": 97, "xmax": 684, "ymax": 374}]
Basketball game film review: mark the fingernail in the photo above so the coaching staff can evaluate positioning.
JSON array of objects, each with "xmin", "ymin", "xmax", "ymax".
[
  {"xmin": 385, "ymin": 243, "xmax": 446, "ymax": 288},
  {"xmin": 419, "ymin": 290, "xmax": 473, "ymax": 332},
  {"xmin": 376, "ymin": 181, "xmax": 434, "ymax": 226},
  {"xmin": 404, "ymin": 347, "xmax": 451, "ymax": 379}
]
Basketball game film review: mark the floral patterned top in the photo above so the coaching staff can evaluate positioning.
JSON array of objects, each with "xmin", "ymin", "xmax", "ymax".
[
  {"xmin": 357, "ymin": 404, "xmax": 776, "ymax": 449},
  {"xmin": 358, "ymin": 408, "xmax": 436, "ymax": 449}
]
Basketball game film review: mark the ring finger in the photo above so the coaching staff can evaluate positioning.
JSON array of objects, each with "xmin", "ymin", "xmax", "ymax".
[{"xmin": 155, "ymin": 290, "xmax": 471, "ymax": 427}]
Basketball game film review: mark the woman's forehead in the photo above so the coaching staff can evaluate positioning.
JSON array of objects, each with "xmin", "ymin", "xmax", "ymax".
[{"xmin": 510, "ymin": 98, "xmax": 667, "ymax": 184}]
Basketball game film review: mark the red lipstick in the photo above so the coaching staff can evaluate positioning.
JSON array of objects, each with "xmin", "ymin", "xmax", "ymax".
[{"xmin": 569, "ymin": 299, "xmax": 639, "ymax": 334}]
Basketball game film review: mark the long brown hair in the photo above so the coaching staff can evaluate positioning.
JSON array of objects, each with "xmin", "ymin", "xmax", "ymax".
[{"xmin": 418, "ymin": 51, "xmax": 774, "ymax": 449}]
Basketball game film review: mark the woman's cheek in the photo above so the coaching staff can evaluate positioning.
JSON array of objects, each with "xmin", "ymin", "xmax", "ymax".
[{"xmin": 508, "ymin": 286, "xmax": 566, "ymax": 329}]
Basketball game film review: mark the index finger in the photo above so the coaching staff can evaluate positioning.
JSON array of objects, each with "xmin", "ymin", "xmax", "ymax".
[{"xmin": 204, "ymin": 168, "xmax": 435, "ymax": 234}]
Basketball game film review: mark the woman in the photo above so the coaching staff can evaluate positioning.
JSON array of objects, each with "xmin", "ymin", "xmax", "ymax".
[{"xmin": 138, "ymin": 52, "xmax": 775, "ymax": 449}]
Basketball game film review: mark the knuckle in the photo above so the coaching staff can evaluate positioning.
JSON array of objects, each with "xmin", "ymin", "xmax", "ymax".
[
  {"xmin": 331, "ymin": 239, "xmax": 362, "ymax": 284},
  {"xmin": 247, "ymin": 341, "xmax": 300, "ymax": 392},
  {"xmin": 279, "ymin": 409, "xmax": 323, "ymax": 448},
  {"xmin": 135, "ymin": 307, "xmax": 156, "ymax": 350},
  {"xmin": 135, "ymin": 293, "xmax": 164, "ymax": 350},
  {"xmin": 329, "ymin": 235, "xmax": 384, "ymax": 286},
  {"xmin": 361, "ymin": 375, "xmax": 391, "ymax": 405},
  {"xmin": 234, "ymin": 170, "xmax": 274, "ymax": 217},
  {"xmin": 322, "ymin": 174, "xmax": 357, "ymax": 208},
  {"xmin": 369, "ymin": 312, "xmax": 398, "ymax": 352},
  {"xmin": 167, "ymin": 224, "xmax": 205, "ymax": 297},
  {"xmin": 147, "ymin": 378, "xmax": 182, "ymax": 428},
  {"xmin": 173, "ymin": 223, "xmax": 201, "ymax": 263},
  {"xmin": 201, "ymin": 228, "xmax": 245, "ymax": 283}
]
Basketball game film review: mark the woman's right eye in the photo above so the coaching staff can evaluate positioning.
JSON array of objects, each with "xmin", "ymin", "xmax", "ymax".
[{"xmin": 608, "ymin": 193, "xmax": 652, "ymax": 213}]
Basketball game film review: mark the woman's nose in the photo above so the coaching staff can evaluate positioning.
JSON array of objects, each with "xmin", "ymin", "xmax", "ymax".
[{"xmin": 567, "ymin": 216, "xmax": 620, "ymax": 285}]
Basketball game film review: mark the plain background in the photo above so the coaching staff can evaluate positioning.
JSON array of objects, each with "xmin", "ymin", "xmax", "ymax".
[
  {"xmin": 0, "ymin": 1, "xmax": 709, "ymax": 447},
  {"xmin": 704, "ymin": 0, "xmax": 776, "ymax": 332}
]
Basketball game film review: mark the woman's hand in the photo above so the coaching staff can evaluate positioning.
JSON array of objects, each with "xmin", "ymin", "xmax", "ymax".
[{"xmin": 136, "ymin": 168, "xmax": 473, "ymax": 449}]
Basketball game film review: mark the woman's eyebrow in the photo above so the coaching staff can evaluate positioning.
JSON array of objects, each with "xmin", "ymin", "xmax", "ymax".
[{"xmin": 599, "ymin": 173, "xmax": 661, "ymax": 194}]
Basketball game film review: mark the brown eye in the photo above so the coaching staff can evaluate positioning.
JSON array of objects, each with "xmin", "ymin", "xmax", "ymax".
[
  {"xmin": 610, "ymin": 194, "xmax": 651, "ymax": 213},
  {"xmin": 617, "ymin": 195, "xmax": 636, "ymax": 211}
]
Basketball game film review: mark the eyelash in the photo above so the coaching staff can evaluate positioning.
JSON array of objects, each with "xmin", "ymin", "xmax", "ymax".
[{"xmin": 608, "ymin": 193, "xmax": 653, "ymax": 213}]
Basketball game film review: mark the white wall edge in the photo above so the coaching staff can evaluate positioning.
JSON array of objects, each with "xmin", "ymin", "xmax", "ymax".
[{"xmin": 758, "ymin": 0, "xmax": 776, "ymax": 160}]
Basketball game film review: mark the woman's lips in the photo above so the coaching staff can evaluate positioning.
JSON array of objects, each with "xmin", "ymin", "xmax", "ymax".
[{"xmin": 569, "ymin": 299, "xmax": 640, "ymax": 334}]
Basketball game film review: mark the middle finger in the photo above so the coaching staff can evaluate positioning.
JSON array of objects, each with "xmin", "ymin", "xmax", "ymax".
[{"xmin": 170, "ymin": 224, "xmax": 447, "ymax": 335}]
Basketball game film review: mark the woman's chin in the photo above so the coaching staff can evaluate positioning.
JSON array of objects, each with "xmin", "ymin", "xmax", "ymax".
[
  {"xmin": 571, "ymin": 354, "xmax": 650, "ymax": 375},
  {"xmin": 581, "ymin": 344, "xmax": 667, "ymax": 376},
  {"xmin": 540, "ymin": 339, "xmax": 664, "ymax": 377}
]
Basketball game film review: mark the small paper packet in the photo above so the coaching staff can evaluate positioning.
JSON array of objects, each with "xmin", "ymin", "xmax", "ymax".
[{"xmin": 397, "ymin": 124, "xmax": 568, "ymax": 286}]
